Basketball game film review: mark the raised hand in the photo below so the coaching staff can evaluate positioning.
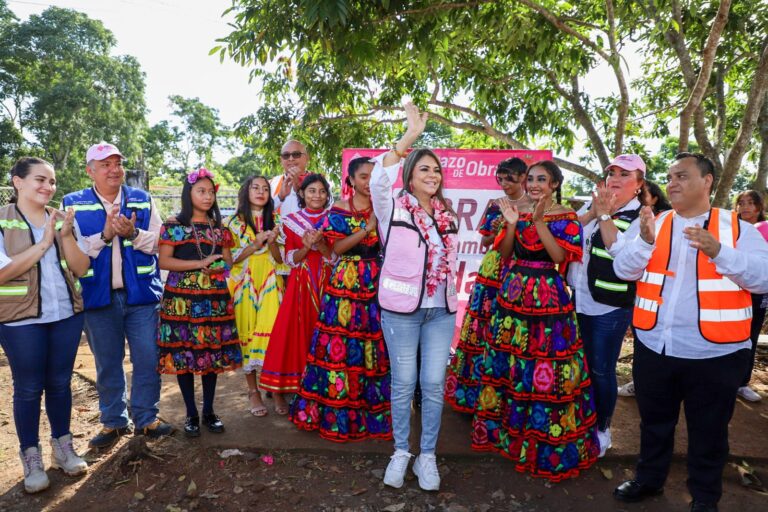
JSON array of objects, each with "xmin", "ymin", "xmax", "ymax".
[
  {"xmin": 498, "ymin": 198, "xmax": 520, "ymax": 226},
  {"xmin": 404, "ymin": 101, "xmax": 428, "ymax": 138},
  {"xmin": 639, "ymin": 206, "xmax": 656, "ymax": 244},
  {"xmin": 102, "ymin": 204, "xmax": 118, "ymax": 241},
  {"xmin": 684, "ymin": 224, "xmax": 721, "ymax": 258},
  {"xmin": 60, "ymin": 208, "xmax": 76, "ymax": 238},
  {"xmin": 112, "ymin": 211, "xmax": 137, "ymax": 238},
  {"xmin": 532, "ymin": 195, "xmax": 553, "ymax": 224},
  {"xmin": 365, "ymin": 213, "xmax": 377, "ymax": 233},
  {"xmin": 41, "ymin": 213, "xmax": 57, "ymax": 249},
  {"xmin": 592, "ymin": 183, "xmax": 617, "ymax": 218}
]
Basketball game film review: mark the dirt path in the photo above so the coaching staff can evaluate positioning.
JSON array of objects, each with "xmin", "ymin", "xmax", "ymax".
[{"xmin": 0, "ymin": 340, "xmax": 766, "ymax": 512}]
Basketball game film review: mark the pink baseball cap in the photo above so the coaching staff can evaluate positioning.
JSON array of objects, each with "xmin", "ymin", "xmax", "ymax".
[
  {"xmin": 605, "ymin": 154, "xmax": 646, "ymax": 175},
  {"xmin": 86, "ymin": 142, "xmax": 124, "ymax": 164}
]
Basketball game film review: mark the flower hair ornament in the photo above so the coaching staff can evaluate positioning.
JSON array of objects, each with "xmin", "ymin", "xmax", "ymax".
[{"xmin": 187, "ymin": 167, "xmax": 219, "ymax": 192}]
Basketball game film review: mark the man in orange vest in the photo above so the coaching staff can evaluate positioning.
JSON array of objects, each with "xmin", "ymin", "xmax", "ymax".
[{"xmin": 611, "ymin": 153, "xmax": 768, "ymax": 512}]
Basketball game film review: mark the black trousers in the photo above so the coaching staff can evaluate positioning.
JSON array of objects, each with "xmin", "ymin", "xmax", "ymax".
[{"xmin": 633, "ymin": 341, "xmax": 750, "ymax": 504}]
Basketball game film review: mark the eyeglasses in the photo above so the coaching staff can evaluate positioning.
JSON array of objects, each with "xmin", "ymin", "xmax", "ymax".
[
  {"xmin": 496, "ymin": 174, "xmax": 521, "ymax": 184},
  {"xmin": 280, "ymin": 151, "xmax": 305, "ymax": 160}
]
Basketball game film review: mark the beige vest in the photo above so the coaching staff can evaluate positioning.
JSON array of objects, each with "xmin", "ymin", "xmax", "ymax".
[{"xmin": 0, "ymin": 205, "xmax": 84, "ymax": 323}]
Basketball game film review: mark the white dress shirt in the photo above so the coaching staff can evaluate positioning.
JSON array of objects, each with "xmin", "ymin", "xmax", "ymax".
[
  {"xmin": 371, "ymin": 153, "xmax": 446, "ymax": 309},
  {"xmin": 568, "ymin": 198, "xmax": 641, "ymax": 316},
  {"xmin": 613, "ymin": 208, "xmax": 768, "ymax": 359},
  {"xmin": 270, "ymin": 174, "xmax": 301, "ymax": 217}
]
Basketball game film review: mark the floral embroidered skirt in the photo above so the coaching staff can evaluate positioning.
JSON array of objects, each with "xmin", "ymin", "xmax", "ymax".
[
  {"xmin": 290, "ymin": 256, "xmax": 392, "ymax": 441},
  {"xmin": 445, "ymin": 248, "xmax": 505, "ymax": 413},
  {"xmin": 471, "ymin": 262, "xmax": 599, "ymax": 481},
  {"xmin": 157, "ymin": 270, "xmax": 242, "ymax": 375}
]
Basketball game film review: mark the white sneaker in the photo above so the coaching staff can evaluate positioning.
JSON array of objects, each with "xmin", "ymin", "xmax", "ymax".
[
  {"xmin": 19, "ymin": 445, "xmax": 49, "ymax": 493},
  {"xmin": 383, "ymin": 449, "xmax": 412, "ymax": 488},
  {"xmin": 412, "ymin": 453, "xmax": 441, "ymax": 491},
  {"xmin": 737, "ymin": 386, "xmax": 762, "ymax": 402},
  {"xmin": 597, "ymin": 428, "xmax": 612, "ymax": 458},
  {"xmin": 50, "ymin": 434, "xmax": 88, "ymax": 476},
  {"xmin": 617, "ymin": 381, "xmax": 635, "ymax": 397}
]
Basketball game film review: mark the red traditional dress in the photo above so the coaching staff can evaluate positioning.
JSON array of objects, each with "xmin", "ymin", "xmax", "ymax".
[{"xmin": 260, "ymin": 207, "xmax": 332, "ymax": 393}]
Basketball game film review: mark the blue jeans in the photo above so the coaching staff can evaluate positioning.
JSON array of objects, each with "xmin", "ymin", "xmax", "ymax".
[
  {"xmin": 0, "ymin": 313, "xmax": 84, "ymax": 450},
  {"xmin": 83, "ymin": 290, "xmax": 161, "ymax": 429},
  {"xmin": 381, "ymin": 308, "xmax": 455, "ymax": 454},
  {"xmin": 578, "ymin": 307, "xmax": 632, "ymax": 431}
]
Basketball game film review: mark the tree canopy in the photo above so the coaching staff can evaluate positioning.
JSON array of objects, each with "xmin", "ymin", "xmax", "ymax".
[{"xmin": 218, "ymin": 0, "xmax": 768, "ymax": 204}]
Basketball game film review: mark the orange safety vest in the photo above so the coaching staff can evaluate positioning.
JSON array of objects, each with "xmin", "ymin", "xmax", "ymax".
[{"xmin": 633, "ymin": 208, "xmax": 752, "ymax": 344}]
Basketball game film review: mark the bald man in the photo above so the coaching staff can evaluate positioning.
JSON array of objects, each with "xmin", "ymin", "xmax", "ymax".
[{"xmin": 270, "ymin": 139, "xmax": 311, "ymax": 217}]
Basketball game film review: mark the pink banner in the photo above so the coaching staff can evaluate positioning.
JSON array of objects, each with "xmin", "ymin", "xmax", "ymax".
[{"xmin": 341, "ymin": 148, "xmax": 553, "ymax": 346}]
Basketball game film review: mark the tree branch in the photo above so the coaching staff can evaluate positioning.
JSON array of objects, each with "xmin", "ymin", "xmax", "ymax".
[
  {"xmin": 678, "ymin": 0, "xmax": 731, "ymax": 151},
  {"xmin": 753, "ymin": 91, "xmax": 768, "ymax": 194},
  {"xmin": 713, "ymin": 37, "xmax": 768, "ymax": 206},
  {"xmin": 546, "ymin": 71, "xmax": 610, "ymax": 168},
  {"xmin": 605, "ymin": 0, "xmax": 629, "ymax": 154},
  {"xmin": 714, "ymin": 65, "xmax": 726, "ymax": 154}
]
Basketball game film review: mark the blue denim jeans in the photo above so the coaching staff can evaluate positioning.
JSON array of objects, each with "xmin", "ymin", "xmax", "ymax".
[
  {"xmin": 381, "ymin": 307, "xmax": 455, "ymax": 454},
  {"xmin": 0, "ymin": 313, "xmax": 84, "ymax": 450},
  {"xmin": 83, "ymin": 290, "xmax": 161, "ymax": 429},
  {"xmin": 578, "ymin": 307, "xmax": 632, "ymax": 431}
]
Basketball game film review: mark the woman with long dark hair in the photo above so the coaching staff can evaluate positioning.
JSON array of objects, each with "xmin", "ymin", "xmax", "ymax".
[
  {"xmin": 291, "ymin": 157, "xmax": 392, "ymax": 441},
  {"xmin": 472, "ymin": 160, "xmax": 599, "ymax": 481},
  {"xmin": 157, "ymin": 168, "xmax": 242, "ymax": 437},
  {"xmin": 227, "ymin": 175, "xmax": 283, "ymax": 416},
  {"xmin": 373, "ymin": 103, "xmax": 459, "ymax": 491},
  {"xmin": 0, "ymin": 157, "xmax": 90, "ymax": 493},
  {"xmin": 260, "ymin": 174, "xmax": 334, "ymax": 414}
]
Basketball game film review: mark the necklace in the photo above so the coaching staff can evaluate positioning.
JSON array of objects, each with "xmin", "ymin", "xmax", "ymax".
[
  {"xmin": 508, "ymin": 190, "xmax": 526, "ymax": 201},
  {"xmin": 191, "ymin": 219, "xmax": 217, "ymax": 259},
  {"xmin": 349, "ymin": 195, "xmax": 372, "ymax": 219},
  {"xmin": 543, "ymin": 202, "xmax": 558, "ymax": 215}
]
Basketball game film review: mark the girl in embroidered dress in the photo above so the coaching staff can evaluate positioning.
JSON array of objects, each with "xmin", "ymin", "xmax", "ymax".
[
  {"xmin": 290, "ymin": 158, "xmax": 392, "ymax": 441},
  {"xmin": 471, "ymin": 160, "xmax": 599, "ymax": 481},
  {"xmin": 446, "ymin": 157, "xmax": 532, "ymax": 414},
  {"xmin": 226, "ymin": 176, "xmax": 283, "ymax": 417},
  {"xmin": 158, "ymin": 168, "xmax": 242, "ymax": 437},
  {"xmin": 260, "ymin": 174, "xmax": 334, "ymax": 415},
  {"xmin": 373, "ymin": 103, "xmax": 459, "ymax": 492}
]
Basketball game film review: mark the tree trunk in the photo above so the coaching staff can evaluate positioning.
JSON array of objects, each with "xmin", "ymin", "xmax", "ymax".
[{"xmin": 753, "ymin": 92, "xmax": 768, "ymax": 195}]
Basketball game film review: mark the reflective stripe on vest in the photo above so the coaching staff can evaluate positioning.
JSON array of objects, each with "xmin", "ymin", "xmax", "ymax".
[
  {"xmin": 594, "ymin": 279, "xmax": 628, "ymax": 292},
  {"xmin": 591, "ymin": 247, "xmax": 612, "ymax": 260},
  {"xmin": 613, "ymin": 218, "xmax": 631, "ymax": 230},
  {"xmin": 0, "ymin": 285, "xmax": 28, "ymax": 296},
  {"xmin": 0, "ymin": 219, "xmax": 29, "ymax": 229},
  {"xmin": 68, "ymin": 204, "xmax": 104, "ymax": 212},
  {"xmin": 633, "ymin": 208, "xmax": 752, "ymax": 343}
]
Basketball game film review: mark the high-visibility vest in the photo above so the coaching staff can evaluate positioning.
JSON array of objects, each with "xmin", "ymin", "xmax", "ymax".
[{"xmin": 633, "ymin": 208, "xmax": 752, "ymax": 343}]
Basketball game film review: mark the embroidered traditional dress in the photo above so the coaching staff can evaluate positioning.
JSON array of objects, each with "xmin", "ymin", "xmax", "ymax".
[
  {"xmin": 157, "ymin": 220, "xmax": 242, "ymax": 374},
  {"xmin": 446, "ymin": 202, "xmax": 506, "ymax": 413},
  {"xmin": 260, "ymin": 208, "xmax": 331, "ymax": 393},
  {"xmin": 471, "ymin": 212, "xmax": 599, "ymax": 481},
  {"xmin": 290, "ymin": 205, "xmax": 392, "ymax": 441},
  {"xmin": 226, "ymin": 212, "xmax": 284, "ymax": 373}
]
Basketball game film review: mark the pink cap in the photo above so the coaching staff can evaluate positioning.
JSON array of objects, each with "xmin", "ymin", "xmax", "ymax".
[
  {"xmin": 605, "ymin": 154, "xmax": 646, "ymax": 175},
  {"xmin": 86, "ymin": 142, "xmax": 124, "ymax": 164}
]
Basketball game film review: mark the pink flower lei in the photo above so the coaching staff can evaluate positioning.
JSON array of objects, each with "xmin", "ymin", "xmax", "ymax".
[{"xmin": 399, "ymin": 194, "xmax": 458, "ymax": 297}]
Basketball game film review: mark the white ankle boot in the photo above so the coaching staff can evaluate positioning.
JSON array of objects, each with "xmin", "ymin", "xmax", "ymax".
[
  {"xmin": 20, "ymin": 445, "xmax": 49, "ymax": 493},
  {"xmin": 50, "ymin": 434, "xmax": 88, "ymax": 476}
]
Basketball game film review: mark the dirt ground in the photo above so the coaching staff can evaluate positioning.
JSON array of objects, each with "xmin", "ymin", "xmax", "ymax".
[{"xmin": 0, "ymin": 340, "xmax": 766, "ymax": 512}]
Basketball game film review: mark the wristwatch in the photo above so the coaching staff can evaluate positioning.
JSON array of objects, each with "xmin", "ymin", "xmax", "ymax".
[
  {"xmin": 100, "ymin": 231, "xmax": 112, "ymax": 243},
  {"xmin": 127, "ymin": 227, "xmax": 140, "ymax": 241},
  {"xmin": 598, "ymin": 214, "xmax": 611, "ymax": 222}
]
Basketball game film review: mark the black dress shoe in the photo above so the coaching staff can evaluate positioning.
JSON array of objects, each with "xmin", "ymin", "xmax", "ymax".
[
  {"xmin": 613, "ymin": 480, "xmax": 664, "ymax": 502},
  {"xmin": 202, "ymin": 414, "xmax": 225, "ymax": 433},
  {"xmin": 690, "ymin": 501, "xmax": 718, "ymax": 512},
  {"xmin": 184, "ymin": 416, "xmax": 200, "ymax": 438}
]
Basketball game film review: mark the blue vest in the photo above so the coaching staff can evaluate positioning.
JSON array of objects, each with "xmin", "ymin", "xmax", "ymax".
[{"xmin": 63, "ymin": 186, "xmax": 162, "ymax": 309}]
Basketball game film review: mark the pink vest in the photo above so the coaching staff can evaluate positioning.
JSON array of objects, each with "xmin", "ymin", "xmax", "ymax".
[
  {"xmin": 378, "ymin": 200, "xmax": 458, "ymax": 314},
  {"xmin": 755, "ymin": 221, "xmax": 768, "ymax": 243}
]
